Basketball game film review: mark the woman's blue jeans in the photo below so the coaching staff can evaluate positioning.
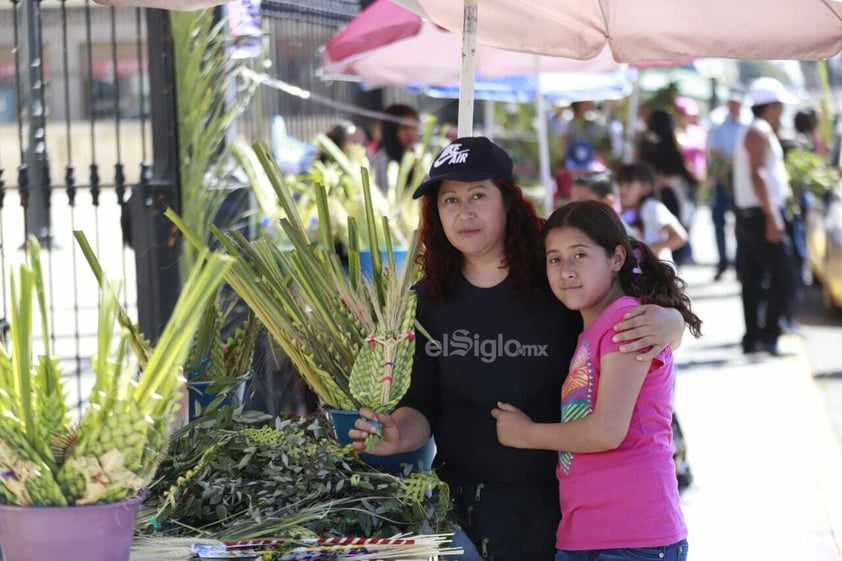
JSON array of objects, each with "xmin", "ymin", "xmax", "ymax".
[
  {"xmin": 555, "ymin": 539, "xmax": 688, "ymax": 561},
  {"xmin": 443, "ymin": 528, "xmax": 484, "ymax": 561}
]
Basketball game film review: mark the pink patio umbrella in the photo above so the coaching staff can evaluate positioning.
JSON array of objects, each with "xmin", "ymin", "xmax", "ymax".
[
  {"xmin": 403, "ymin": 0, "xmax": 842, "ymax": 63},
  {"xmin": 321, "ymin": 0, "xmax": 619, "ymax": 88},
  {"xmin": 393, "ymin": 0, "xmax": 842, "ymax": 135},
  {"xmin": 321, "ymin": 0, "xmax": 631, "ymax": 213},
  {"xmin": 96, "ymin": 0, "xmax": 842, "ymax": 63}
]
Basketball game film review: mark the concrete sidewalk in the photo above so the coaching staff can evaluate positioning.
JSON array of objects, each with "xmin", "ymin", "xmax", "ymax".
[{"xmin": 674, "ymin": 211, "xmax": 842, "ymax": 559}]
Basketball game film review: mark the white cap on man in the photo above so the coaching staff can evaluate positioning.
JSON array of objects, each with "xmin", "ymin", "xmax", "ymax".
[{"xmin": 748, "ymin": 77, "xmax": 797, "ymax": 106}]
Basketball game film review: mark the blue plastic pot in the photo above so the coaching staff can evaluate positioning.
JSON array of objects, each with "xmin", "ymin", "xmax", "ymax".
[
  {"xmin": 325, "ymin": 408, "xmax": 435, "ymax": 472},
  {"xmin": 187, "ymin": 372, "xmax": 250, "ymax": 421},
  {"xmin": 358, "ymin": 249, "xmax": 409, "ymax": 279}
]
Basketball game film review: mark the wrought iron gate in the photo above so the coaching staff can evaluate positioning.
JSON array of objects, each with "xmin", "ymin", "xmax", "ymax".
[
  {"xmin": 1, "ymin": 2, "xmax": 177, "ymax": 411},
  {"xmin": 1, "ymin": 0, "xmax": 394, "ymax": 412}
]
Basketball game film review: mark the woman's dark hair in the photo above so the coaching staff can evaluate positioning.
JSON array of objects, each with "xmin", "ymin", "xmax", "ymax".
[
  {"xmin": 794, "ymin": 108, "xmax": 818, "ymax": 135},
  {"xmin": 639, "ymin": 109, "xmax": 696, "ymax": 186},
  {"xmin": 318, "ymin": 121, "xmax": 357, "ymax": 163},
  {"xmin": 418, "ymin": 178, "xmax": 549, "ymax": 303},
  {"xmin": 326, "ymin": 121, "xmax": 355, "ymax": 149},
  {"xmin": 378, "ymin": 104, "xmax": 419, "ymax": 163},
  {"xmin": 542, "ymin": 200, "xmax": 702, "ymax": 337}
]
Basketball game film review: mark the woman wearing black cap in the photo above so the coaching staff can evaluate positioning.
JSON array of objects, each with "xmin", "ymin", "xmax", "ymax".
[{"xmin": 350, "ymin": 137, "xmax": 686, "ymax": 561}]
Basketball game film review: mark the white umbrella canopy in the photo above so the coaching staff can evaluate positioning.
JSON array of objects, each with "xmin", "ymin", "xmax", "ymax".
[{"xmin": 402, "ymin": 0, "xmax": 842, "ymax": 63}]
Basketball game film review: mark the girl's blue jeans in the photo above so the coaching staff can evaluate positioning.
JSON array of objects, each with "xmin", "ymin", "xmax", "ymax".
[{"xmin": 555, "ymin": 539, "xmax": 688, "ymax": 561}]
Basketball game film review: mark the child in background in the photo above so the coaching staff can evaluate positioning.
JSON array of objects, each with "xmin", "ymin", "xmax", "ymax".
[
  {"xmin": 492, "ymin": 200, "xmax": 701, "ymax": 561},
  {"xmin": 569, "ymin": 171, "xmax": 617, "ymax": 206},
  {"xmin": 570, "ymin": 171, "xmax": 635, "ymax": 235},
  {"xmin": 617, "ymin": 162, "xmax": 688, "ymax": 264},
  {"xmin": 554, "ymin": 139, "xmax": 607, "ymax": 207}
]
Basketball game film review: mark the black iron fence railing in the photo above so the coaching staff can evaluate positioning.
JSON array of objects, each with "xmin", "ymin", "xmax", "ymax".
[
  {"xmin": 1, "ymin": 0, "xmax": 399, "ymax": 412},
  {"xmin": 2, "ymin": 2, "xmax": 151, "ymax": 412}
]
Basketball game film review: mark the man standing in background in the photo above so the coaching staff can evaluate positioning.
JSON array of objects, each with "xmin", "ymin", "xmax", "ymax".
[
  {"xmin": 732, "ymin": 77, "xmax": 797, "ymax": 356},
  {"xmin": 708, "ymin": 89, "xmax": 750, "ymax": 281}
]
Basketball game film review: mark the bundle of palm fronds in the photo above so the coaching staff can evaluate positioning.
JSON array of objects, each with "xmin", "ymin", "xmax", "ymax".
[
  {"xmin": 0, "ymin": 235, "xmax": 230, "ymax": 507},
  {"xmin": 167, "ymin": 141, "xmax": 425, "ymax": 414},
  {"xmin": 131, "ymin": 534, "xmax": 461, "ymax": 560}
]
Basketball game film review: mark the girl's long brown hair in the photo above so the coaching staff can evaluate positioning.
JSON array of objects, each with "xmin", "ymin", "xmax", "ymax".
[
  {"xmin": 418, "ymin": 178, "xmax": 549, "ymax": 302},
  {"xmin": 542, "ymin": 200, "xmax": 702, "ymax": 337}
]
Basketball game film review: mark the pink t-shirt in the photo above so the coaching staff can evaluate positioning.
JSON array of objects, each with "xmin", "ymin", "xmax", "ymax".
[{"xmin": 556, "ymin": 296, "xmax": 686, "ymax": 550}]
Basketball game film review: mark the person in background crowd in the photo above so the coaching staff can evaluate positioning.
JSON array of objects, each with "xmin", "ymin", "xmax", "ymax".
[
  {"xmin": 556, "ymin": 101, "xmax": 606, "ymax": 146},
  {"xmin": 349, "ymin": 136, "xmax": 687, "ymax": 561},
  {"xmin": 638, "ymin": 109, "xmax": 698, "ymax": 265},
  {"xmin": 569, "ymin": 171, "xmax": 618, "ymax": 209},
  {"xmin": 708, "ymin": 89, "xmax": 750, "ymax": 281},
  {"xmin": 317, "ymin": 120, "xmax": 365, "ymax": 162},
  {"xmin": 617, "ymin": 162, "xmax": 688, "ymax": 265},
  {"xmin": 732, "ymin": 77, "xmax": 798, "ymax": 356},
  {"xmin": 674, "ymin": 96, "xmax": 708, "ymax": 184},
  {"xmin": 793, "ymin": 107, "xmax": 829, "ymax": 157},
  {"xmin": 368, "ymin": 104, "xmax": 420, "ymax": 193},
  {"xmin": 554, "ymin": 139, "xmax": 607, "ymax": 207},
  {"xmin": 781, "ymin": 107, "xmax": 828, "ymax": 334},
  {"xmin": 831, "ymin": 113, "xmax": 842, "ymax": 171},
  {"xmin": 492, "ymin": 200, "xmax": 699, "ymax": 561},
  {"xmin": 556, "ymin": 100, "xmax": 612, "ymax": 162}
]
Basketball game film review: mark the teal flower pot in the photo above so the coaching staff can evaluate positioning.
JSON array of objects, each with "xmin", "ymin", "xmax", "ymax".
[
  {"xmin": 358, "ymin": 249, "xmax": 409, "ymax": 279},
  {"xmin": 325, "ymin": 408, "xmax": 435, "ymax": 473},
  {"xmin": 187, "ymin": 371, "xmax": 251, "ymax": 420}
]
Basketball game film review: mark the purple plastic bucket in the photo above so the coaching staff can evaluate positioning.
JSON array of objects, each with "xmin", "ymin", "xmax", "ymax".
[{"xmin": 0, "ymin": 492, "xmax": 144, "ymax": 561}]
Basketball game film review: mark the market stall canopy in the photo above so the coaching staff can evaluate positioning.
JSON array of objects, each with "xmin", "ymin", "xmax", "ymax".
[
  {"xmin": 407, "ymin": 70, "xmax": 633, "ymax": 103},
  {"xmin": 93, "ymin": 0, "xmax": 224, "ymax": 8},
  {"xmin": 401, "ymin": 0, "xmax": 842, "ymax": 63},
  {"xmin": 321, "ymin": 0, "xmax": 619, "ymax": 88}
]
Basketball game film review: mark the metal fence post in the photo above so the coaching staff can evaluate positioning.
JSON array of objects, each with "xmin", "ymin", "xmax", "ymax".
[
  {"xmin": 21, "ymin": 0, "xmax": 52, "ymax": 245},
  {"xmin": 130, "ymin": 8, "xmax": 181, "ymax": 343}
]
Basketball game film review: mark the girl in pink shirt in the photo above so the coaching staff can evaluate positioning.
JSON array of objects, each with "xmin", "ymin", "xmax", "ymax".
[{"xmin": 492, "ymin": 200, "xmax": 702, "ymax": 561}]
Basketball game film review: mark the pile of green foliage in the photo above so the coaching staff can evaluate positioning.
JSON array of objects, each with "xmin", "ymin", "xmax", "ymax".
[{"xmin": 140, "ymin": 411, "xmax": 454, "ymax": 540}]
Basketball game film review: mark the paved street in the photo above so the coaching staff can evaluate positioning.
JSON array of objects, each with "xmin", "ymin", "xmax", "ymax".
[{"xmin": 675, "ymin": 208, "xmax": 842, "ymax": 560}]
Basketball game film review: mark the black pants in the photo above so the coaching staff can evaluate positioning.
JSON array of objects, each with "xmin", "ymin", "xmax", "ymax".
[
  {"xmin": 448, "ymin": 480, "xmax": 560, "ymax": 561},
  {"xmin": 735, "ymin": 208, "xmax": 795, "ymax": 349}
]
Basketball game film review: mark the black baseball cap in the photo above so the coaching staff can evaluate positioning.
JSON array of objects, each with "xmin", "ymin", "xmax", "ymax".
[{"xmin": 412, "ymin": 136, "xmax": 514, "ymax": 199}]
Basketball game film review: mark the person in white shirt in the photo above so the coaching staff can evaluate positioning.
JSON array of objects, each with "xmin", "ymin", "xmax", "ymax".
[
  {"xmin": 616, "ymin": 162, "xmax": 688, "ymax": 266},
  {"xmin": 731, "ymin": 77, "xmax": 798, "ymax": 356}
]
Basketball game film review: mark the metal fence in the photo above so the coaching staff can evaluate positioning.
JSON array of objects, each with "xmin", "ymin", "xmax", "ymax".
[
  {"xmin": 0, "ymin": 0, "xmax": 439, "ymax": 412},
  {"xmin": 1, "ymin": 1, "xmax": 153, "ymax": 411}
]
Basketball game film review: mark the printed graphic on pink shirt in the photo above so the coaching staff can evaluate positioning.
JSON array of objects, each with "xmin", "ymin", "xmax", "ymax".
[{"xmin": 558, "ymin": 341, "xmax": 596, "ymax": 475}]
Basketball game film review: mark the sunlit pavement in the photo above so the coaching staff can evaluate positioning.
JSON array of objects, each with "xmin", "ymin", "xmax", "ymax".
[{"xmin": 675, "ymin": 208, "xmax": 842, "ymax": 560}]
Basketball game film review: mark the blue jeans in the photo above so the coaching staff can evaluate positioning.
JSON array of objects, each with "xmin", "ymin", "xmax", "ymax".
[
  {"xmin": 555, "ymin": 539, "xmax": 688, "ymax": 561},
  {"xmin": 712, "ymin": 181, "xmax": 733, "ymax": 270},
  {"xmin": 443, "ymin": 528, "xmax": 484, "ymax": 561}
]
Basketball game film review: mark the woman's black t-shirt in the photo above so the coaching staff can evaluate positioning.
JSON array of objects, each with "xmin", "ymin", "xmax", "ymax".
[{"xmin": 399, "ymin": 276, "xmax": 582, "ymax": 485}]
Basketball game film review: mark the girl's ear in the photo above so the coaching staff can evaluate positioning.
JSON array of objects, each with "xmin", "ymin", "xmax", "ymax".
[{"xmin": 612, "ymin": 245, "xmax": 627, "ymax": 272}]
